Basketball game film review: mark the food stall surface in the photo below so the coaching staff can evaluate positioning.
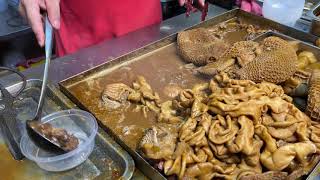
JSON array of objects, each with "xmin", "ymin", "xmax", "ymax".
[
  {"xmin": 0, "ymin": 3, "xmax": 319, "ymax": 180},
  {"xmin": 0, "ymin": 4, "xmax": 227, "ymax": 180}
]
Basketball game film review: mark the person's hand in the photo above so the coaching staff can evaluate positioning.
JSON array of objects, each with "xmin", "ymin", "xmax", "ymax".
[
  {"xmin": 178, "ymin": 0, "xmax": 205, "ymax": 7},
  {"xmin": 236, "ymin": 0, "xmax": 262, "ymax": 16},
  {"xmin": 19, "ymin": 0, "xmax": 60, "ymax": 47}
]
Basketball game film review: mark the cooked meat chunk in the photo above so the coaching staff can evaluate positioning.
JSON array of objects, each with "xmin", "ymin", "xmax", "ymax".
[
  {"xmin": 235, "ymin": 37, "xmax": 298, "ymax": 84},
  {"xmin": 29, "ymin": 121, "xmax": 79, "ymax": 152},
  {"xmin": 101, "ymin": 83, "xmax": 133, "ymax": 109},
  {"xmin": 306, "ymin": 70, "xmax": 320, "ymax": 121},
  {"xmin": 177, "ymin": 28, "xmax": 230, "ymax": 66},
  {"xmin": 236, "ymin": 49, "xmax": 298, "ymax": 84},
  {"xmin": 139, "ymin": 124, "xmax": 178, "ymax": 160},
  {"xmin": 198, "ymin": 41, "xmax": 261, "ymax": 76}
]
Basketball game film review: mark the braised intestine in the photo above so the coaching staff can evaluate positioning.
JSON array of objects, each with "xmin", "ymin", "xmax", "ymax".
[{"xmin": 139, "ymin": 73, "xmax": 320, "ymax": 179}]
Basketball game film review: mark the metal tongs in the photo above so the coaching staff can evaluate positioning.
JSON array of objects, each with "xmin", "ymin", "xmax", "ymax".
[{"xmin": 26, "ymin": 14, "xmax": 65, "ymax": 153}]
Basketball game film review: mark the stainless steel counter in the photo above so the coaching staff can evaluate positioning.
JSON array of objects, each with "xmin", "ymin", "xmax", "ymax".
[{"xmin": 0, "ymin": 6, "xmax": 30, "ymax": 41}]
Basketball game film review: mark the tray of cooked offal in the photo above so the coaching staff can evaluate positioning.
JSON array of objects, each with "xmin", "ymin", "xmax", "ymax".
[{"xmin": 59, "ymin": 9, "xmax": 320, "ymax": 179}]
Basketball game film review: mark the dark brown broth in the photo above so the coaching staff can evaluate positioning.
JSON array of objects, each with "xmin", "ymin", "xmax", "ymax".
[{"xmin": 69, "ymin": 44, "xmax": 205, "ymax": 149}]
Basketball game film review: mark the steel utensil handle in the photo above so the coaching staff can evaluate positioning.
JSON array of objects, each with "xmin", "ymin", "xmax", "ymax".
[
  {"xmin": 35, "ymin": 14, "xmax": 53, "ymax": 120},
  {"xmin": 45, "ymin": 14, "xmax": 53, "ymax": 60}
]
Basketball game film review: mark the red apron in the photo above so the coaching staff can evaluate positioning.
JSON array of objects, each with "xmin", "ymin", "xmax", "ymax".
[{"xmin": 55, "ymin": 0, "xmax": 162, "ymax": 57}]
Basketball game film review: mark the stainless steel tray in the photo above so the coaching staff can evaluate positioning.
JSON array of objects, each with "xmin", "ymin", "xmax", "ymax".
[
  {"xmin": 307, "ymin": 1, "xmax": 320, "ymax": 18},
  {"xmin": 304, "ymin": 0, "xmax": 320, "ymax": 12},
  {"xmin": 59, "ymin": 9, "xmax": 320, "ymax": 179},
  {"xmin": 0, "ymin": 79, "xmax": 134, "ymax": 180},
  {"xmin": 306, "ymin": 1, "xmax": 320, "ymax": 36}
]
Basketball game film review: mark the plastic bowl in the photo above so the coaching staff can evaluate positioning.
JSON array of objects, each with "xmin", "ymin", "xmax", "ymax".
[{"xmin": 20, "ymin": 109, "xmax": 98, "ymax": 172}]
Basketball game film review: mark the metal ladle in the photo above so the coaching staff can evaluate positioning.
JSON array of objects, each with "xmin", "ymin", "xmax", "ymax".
[{"xmin": 26, "ymin": 15, "xmax": 65, "ymax": 153}]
